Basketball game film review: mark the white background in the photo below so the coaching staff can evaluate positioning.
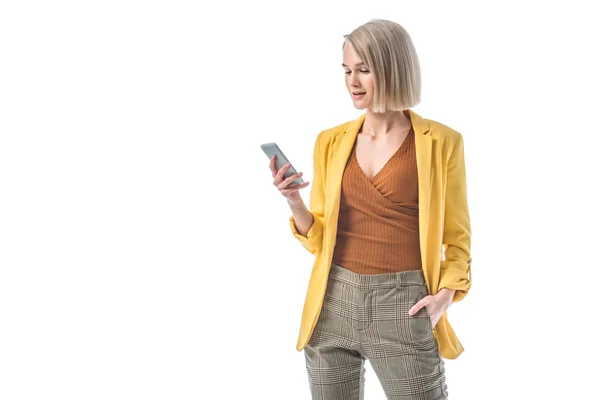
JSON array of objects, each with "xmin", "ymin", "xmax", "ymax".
[{"xmin": 1, "ymin": 1, "xmax": 599, "ymax": 399}]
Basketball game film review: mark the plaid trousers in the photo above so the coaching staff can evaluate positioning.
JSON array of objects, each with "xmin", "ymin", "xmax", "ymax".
[{"xmin": 304, "ymin": 262, "xmax": 448, "ymax": 400}]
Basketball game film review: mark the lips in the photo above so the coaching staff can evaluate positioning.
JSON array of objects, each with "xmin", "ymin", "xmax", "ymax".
[{"xmin": 353, "ymin": 92, "xmax": 366, "ymax": 95}]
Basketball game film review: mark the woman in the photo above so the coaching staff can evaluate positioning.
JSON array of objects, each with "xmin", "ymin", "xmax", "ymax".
[{"xmin": 269, "ymin": 19, "xmax": 472, "ymax": 399}]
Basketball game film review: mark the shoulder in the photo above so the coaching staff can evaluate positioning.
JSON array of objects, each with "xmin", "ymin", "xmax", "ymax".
[
  {"xmin": 423, "ymin": 117, "xmax": 465, "ymax": 156},
  {"xmin": 425, "ymin": 118, "xmax": 463, "ymax": 144},
  {"xmin": 306, "ymin": 117, "xmax": 358, "ymax": 158},
  {"xmin": 316, "ymin": 117, "xmax": 356, "ymax": 145}
]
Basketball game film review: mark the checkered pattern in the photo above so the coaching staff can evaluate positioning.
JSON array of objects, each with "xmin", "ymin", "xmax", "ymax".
[{"xmin": 304, "ymin": 262, "xmax": 448, "ymax": 399}]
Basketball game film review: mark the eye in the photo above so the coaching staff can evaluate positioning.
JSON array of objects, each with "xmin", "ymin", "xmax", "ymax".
[{"xmin": 344, "ymin": 70, "xmax": 370, "ymax": 74}]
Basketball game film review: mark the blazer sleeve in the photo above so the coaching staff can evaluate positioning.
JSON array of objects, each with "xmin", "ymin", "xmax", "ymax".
[
  {"xmin": 289, "ymin": 132, "xmax": 325, "ymax": 255},
  {"xmin": 438, "ymin": 134, "xmax": 472, "ymax": 303}
]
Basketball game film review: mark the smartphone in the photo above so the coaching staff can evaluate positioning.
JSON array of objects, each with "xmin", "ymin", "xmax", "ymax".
[{"xmin": 260, "ymin": 142, "xmax": 305, "ymax": 185}]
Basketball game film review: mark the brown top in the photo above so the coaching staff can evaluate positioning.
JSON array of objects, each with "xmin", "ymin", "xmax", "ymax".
[{"xmin": 331, "ymin": 126, "xmax": 422, "ymax": 274}]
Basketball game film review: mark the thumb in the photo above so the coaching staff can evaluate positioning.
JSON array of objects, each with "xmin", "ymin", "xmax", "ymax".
[{"xmin": 408, "ymin": 296, "xmax": 429, "ymax": 316}]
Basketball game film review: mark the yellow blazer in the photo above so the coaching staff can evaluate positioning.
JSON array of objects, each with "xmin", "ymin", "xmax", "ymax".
[{"xmin": 289, "ymin": 109, "xmax": 472, "ymax": 360}]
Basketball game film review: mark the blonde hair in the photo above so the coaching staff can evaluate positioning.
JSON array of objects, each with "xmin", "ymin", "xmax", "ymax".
[{"xmin": 343, "ymin": 19, "xmax": 421, "ymax": 112}]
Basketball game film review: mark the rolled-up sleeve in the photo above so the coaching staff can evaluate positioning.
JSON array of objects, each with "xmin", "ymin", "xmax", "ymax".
[
  {"xmin": 438, "ymin": 134, "xmax": 472, "ymax": 303},
  {"xmin": 289, "ymin": 132, "xmax": 325, "ymax": 256}
]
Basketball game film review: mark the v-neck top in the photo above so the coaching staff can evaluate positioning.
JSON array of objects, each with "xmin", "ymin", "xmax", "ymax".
[{"xmin": 331, "ymin": 126, "xmax": 422, "ymax": 274}]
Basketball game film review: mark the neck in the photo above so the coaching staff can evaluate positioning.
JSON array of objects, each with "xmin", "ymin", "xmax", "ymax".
[{"xmin": 361, "ymin": 109, "xmax": 412, "ymax": 138}]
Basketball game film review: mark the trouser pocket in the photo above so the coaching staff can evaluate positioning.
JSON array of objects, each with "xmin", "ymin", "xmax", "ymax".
[{"xmin": 407, "ymin": 284, "xmax": 434, "ymax": 340}]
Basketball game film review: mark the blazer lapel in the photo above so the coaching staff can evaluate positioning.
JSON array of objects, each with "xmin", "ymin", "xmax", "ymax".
[
  {"xmin": 325, "ymin": 109, "xmax": 433, "ymax": 268},
  {"xmin": 410, "ymin": 110, "xmax": 433, "ymax": 269}
]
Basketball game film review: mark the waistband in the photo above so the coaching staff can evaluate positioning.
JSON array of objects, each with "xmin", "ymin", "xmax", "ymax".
[{"xmin": 329, "ymin": 262, "xmax": 426, "ymax": 290}]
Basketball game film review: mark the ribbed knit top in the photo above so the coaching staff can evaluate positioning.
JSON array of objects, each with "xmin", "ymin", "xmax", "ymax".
[{"xmin": 331, "ymin": 126, "xmax": 422, "ymax": 274}]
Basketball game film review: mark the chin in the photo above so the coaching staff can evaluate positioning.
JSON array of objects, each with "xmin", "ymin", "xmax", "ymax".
[{"xmin": 351, "ymin": 102, "xmax": 368, "ymax": 110}]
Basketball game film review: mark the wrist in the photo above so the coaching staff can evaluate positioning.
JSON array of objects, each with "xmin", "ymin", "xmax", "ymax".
[
  {"xmin": 287, "ymin": 198, "xmax": 303, "ymax": 207},
  {"xmin": 439, "ymin": 287, "xmax": 456, "ymax": 296}
]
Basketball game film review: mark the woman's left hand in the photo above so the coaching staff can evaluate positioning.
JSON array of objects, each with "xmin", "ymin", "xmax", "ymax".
[{"xmin": 408, "ymin": 288, "xmax": 456, "ymax": 329}]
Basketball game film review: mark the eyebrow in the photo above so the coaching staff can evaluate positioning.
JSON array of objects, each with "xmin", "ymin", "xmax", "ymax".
[{"xmin": 341, "ymin": 62, "xmax": 366, "ymax": 67}]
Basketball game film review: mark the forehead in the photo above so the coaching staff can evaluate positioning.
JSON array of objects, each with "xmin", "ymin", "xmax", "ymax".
[{"xmin": 342, "ymin": 47, "xmax": 365, "ymax": 67}]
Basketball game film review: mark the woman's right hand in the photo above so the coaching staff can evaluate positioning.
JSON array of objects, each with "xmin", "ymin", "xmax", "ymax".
[{"xmin": 269, "ymin": 155, "xmax": 310, "ymax": 204}]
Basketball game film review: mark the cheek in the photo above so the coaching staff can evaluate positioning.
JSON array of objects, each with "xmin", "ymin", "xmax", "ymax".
[{"xmin": 365, "ymin": 77, "xmax": 374, "ymax": 91}]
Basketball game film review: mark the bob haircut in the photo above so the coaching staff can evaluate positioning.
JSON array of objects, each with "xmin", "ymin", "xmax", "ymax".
[{"xmin": 343, "ymin": 19, "xmax": 422, "ymax": 113}]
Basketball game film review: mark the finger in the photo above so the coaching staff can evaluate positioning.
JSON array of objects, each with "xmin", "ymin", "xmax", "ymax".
[
  {"xmin": 408, "ymin": 298, "xmax": 427, "ymax": 316},
  {"xmin": 269, "ymin": 156, "xmax": 279, "ymax": 176},
  {"xmin": 278, "ymin": 162, "xmax": 291, "ymax": 176},
  {"xmin": 288, "ymin": 181, "xmax": 310, "ymax": 190},
  {"xmin": 278, "ymin": 173, "xmax": 304, "ymax": 191},
  {"xmin": 274, "ymin": 163, "xmax": 292, "ymax": 184},
  {"xmin": 408, "ymin": 303, "xmax": 419, "ymax": 316},
  {"xmin": 279, "ymin": 171, "xmax": 304, "ymax": 189},
  {"xmin": 280, "ymin": 181, "xmax": 310, "ymax": 196}
]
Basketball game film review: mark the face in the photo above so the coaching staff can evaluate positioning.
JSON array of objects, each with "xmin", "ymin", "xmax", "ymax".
[{"xmin": 342, "ymin": 43, "xmax": 374, "ymax": 110}]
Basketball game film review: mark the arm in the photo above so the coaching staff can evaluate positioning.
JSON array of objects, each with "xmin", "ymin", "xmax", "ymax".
[
  {"xmin": 289, "ymin": 132, "xmax": 325, "ymax": 255},
  {"xmin": 438, "ymin": 134, "xmax": 472, "ymax": 303}
]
